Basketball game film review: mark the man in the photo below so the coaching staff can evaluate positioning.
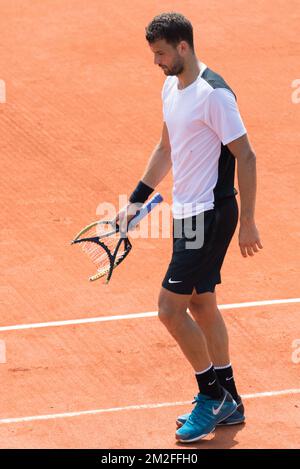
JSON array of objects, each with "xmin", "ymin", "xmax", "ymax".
[{"xmin": 118, "ymin": 12, "xmax": 262, "ymax": 443}]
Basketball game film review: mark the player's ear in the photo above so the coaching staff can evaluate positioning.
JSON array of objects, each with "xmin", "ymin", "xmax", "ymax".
[{"xmin": 177, "ymin": 41, "xmax": 188, "ymax": 55}]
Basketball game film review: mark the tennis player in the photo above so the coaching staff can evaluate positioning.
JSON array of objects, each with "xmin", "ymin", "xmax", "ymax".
[{"xmin": 118, "ymin": 12, "xmax": 263, "ymax": 443}]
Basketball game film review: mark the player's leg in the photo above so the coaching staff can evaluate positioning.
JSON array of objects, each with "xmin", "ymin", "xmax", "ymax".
[
  {"xmin": 158, "ymin": 287, "xmax": 212, "ymax": 372},
  {"xmin": 160, "ymin": 204, "xmax": 238, "ymax": 441},
  {"xmin": 188, "ymin": 290, "xmax": 243, "ymax": 399},
  {"xmin": 158, "ymin": 287, "xmax": 237, "ymax": 442},
  {"xmin": 175, "ymin": 290, "xmax": 245, "ymax": 428},
  {"xmin": 188, "ymin": 290, "xmax": 230, "ymax": 366}
]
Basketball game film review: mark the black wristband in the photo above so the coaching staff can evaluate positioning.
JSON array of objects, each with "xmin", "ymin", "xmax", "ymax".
[{"xmin": 129, "ymin": 180, "xmax": 154, "ymax": 204}]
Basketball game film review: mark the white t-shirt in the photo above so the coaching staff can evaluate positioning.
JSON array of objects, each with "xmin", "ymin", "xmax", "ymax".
[{"xmin": 162, "ymin": 63, "xmax": 247, "ymax": 218}]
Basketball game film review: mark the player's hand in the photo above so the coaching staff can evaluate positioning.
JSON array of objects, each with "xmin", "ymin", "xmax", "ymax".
[
  {"xmin": 238, "ymin": 219, "xmax": 263, "ymax": 257},
  {"xmin": 114, "ymin": 202, "xmax": 141, "ymax": 234}
]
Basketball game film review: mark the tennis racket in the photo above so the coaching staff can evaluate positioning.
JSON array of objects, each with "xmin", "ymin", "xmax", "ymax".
[{"xmin": 71, "ymin": 193, "xmax": 163, "ymax": 283}]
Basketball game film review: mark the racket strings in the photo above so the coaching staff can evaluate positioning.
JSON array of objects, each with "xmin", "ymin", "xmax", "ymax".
[
  {"xmin": 74, "ymin": 220, "xmax": 130, "ymax": 282},
  {"xmin": 81, "ymin": 235, "xmax": 125, "ymax": 280},
  {"xmin": 82, "ymin": 242, "xmax": 108, "ymax": 265}
]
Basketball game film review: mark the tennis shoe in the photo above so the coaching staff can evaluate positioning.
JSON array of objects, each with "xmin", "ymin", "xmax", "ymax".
[
  {"xmin": 176, "ymin": 394, "xmax": 245, "ymax": 428},
  {"xmin": 175, "ymin": 389, "xmax": 237, "ymax": 443}
]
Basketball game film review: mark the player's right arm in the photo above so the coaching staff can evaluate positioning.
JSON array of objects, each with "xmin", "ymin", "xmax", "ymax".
[
  {"xmin": 116, "ymin": 122, "xmax": 171, "ymax": 229},
  {"xmin": 141, "ymin": 122, "xmax": 172, "ymax": 188}
]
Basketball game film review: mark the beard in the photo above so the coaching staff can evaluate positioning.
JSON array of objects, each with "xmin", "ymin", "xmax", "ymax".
[{"xmin": 160, "ymin": 56, "xmax": 184, "ymax": 76}]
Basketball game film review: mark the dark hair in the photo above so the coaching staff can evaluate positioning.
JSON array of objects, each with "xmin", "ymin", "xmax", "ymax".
[{"xmin": 145, "ymin": 12, "xmax": 194, "ymax": 52}]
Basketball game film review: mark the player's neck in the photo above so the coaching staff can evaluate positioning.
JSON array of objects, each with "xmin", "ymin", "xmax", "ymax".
[{"xmin": 177, "ymin": 58, "xmax": 202, "ymax": 90}]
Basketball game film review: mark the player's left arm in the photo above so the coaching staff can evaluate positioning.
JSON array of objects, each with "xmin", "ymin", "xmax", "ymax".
[{"xmin": 227, "ymin": 134, "xmax": 263, "ymax": 258}]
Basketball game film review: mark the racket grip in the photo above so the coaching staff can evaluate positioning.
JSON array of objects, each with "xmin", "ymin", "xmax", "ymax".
[{"xmin": 128, "ymin": 193, "xmax": 163, "ymax": 230}]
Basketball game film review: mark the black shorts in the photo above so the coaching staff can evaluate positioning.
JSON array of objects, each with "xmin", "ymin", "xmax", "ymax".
[{"xmin": 162, "ymin": 196, "xmax": 238, "ymax": 295}]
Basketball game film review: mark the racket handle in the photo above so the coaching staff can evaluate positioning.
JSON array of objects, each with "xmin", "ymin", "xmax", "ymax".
[{"xmin": 128, "ymin": 193, "xmax": 163, "ymax": 230}]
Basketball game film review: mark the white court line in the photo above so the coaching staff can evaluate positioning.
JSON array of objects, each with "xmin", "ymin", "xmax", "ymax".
[
  {"xmin": 0, "ymin": 388, "xmax": 299, "ymax": 425},
  {"xmin": 0, "ymin": 298, "xmax": 299, "ymax": 332}
]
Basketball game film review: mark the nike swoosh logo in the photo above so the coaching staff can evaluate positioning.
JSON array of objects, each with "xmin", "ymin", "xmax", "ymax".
[
  {"xmin": 212, "ymin": 392, "xmax": 227, "ymax": 416},
  {"xmin": 208, "ymin": 380, "xmax": 216, "ymax": 386},
  {"xmin": 168, "ymin": 278, "xmax": 182, "ymax": 284},
  {"xmin": 226, "ymin": 376, "xmax": 234, "ymax": 381}
]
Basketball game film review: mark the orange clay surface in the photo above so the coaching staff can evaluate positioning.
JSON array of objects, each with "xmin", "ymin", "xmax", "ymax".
[{"xmin": 0, "ymin": 0, "xmax": 299, "ymax": 449}]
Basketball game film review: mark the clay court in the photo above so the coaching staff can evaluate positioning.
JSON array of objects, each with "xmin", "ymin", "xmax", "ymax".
[{"xmin": 0, "ymin": 0, "xmax": 299, "ymax": 449}]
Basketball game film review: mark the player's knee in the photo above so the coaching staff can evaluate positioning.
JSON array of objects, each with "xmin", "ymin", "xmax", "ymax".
[
  {"xmin": 157, "ymin": 301, "xmax": 172, "ymax": 327},
  {"xmin": 158, "ymin": 299, "xmax": 182, "ymax": 331}
]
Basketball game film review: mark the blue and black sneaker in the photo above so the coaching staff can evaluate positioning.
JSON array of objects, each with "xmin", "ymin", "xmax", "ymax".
[
  {"xmin": 176, "ymin": 394, "xmax": 245, "ymax": 428},
  {"xmin": 175, "ymin": 389, "xmax": 237, "ymax": 443}
]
